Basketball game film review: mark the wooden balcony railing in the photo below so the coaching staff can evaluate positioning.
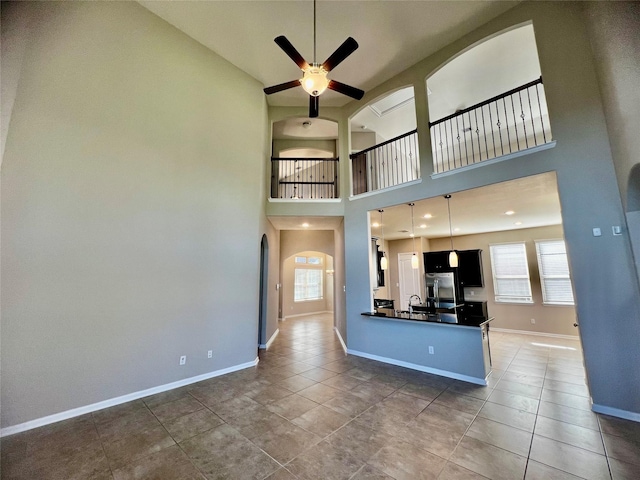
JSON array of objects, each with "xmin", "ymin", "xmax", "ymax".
[
  {"xmin": 271, "ymin": 157, "xmax": 339, "ymax": 199},
  {"xmin": 350, "ymin": 129, "xmax": 420, "ymax": 196},
  {"xmin": 429, "ymin": 77, "xmax": 552, "ymax": 174}
]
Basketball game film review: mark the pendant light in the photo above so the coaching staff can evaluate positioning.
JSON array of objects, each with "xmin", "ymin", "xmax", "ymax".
[
  {"xmin": 378, "ymin": 209, "xmax": 388, "ymax": 270},
  {"xmin": 409, "ymin": 203, "xmax": 419, "ymax": 269},
  {"xmin": 445, "ymin": 194, "xmax": 458, "ymax": 268}
]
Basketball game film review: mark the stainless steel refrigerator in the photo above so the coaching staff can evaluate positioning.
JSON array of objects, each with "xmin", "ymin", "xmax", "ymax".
[{"xmin": 425, "ymin": 271, "xmax": 457, "ymax": 304}]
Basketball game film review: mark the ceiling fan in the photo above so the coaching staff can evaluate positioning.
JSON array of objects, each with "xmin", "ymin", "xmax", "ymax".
[{"xmin": 263, "ymin": 0, "xmax": 365, "ymax": 118}]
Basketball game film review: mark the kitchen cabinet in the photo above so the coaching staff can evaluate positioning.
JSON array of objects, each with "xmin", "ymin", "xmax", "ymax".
[
  {"xmin": 458, "ymin": 301, "xmax": 488, "ymax": 323},
  {"xmin": 424, "ymin": 249, "xmax": 484, "ymax": 287},
  {"xmin": 457, "ymin": 249, "xmax": 484, "ymax": 287},
  {"xmin": 423, "ymin": 251, "xmax": 453, "ymax": 272}
]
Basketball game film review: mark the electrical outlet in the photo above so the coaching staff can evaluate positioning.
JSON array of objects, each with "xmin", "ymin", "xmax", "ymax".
[
  {"xmin": 208, "ymin": 350, "xmax": 213, "ymax": 359},
  {"xmin": 428, "ymin": 346, "xmax": 434, "ymax": 355},
  {"xmin": 179, "ymin": 355, "xmax": 186, "ymax": 365},
  {"xmin": 531, "ymin": 318, "xmax": 536, "ymax": 324}
]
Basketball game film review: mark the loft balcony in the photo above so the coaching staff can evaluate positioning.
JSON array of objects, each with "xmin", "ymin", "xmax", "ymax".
[
  {"xmin": 270, "ymin": 157, "xmax": 339, "ymax": 200},
  {"xmin": 349, "ymin": 129, "xmax": 420, "ymax": 196},
  {"xmin": 429, "ymin": 77, "xmax": 553, "ymax": 175}
]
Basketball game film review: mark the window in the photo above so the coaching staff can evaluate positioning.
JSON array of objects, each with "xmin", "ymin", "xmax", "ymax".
[
  {"xmin": 489, "ymin": 243, "xmax": 533, "ymax": 303},
  {"xmin": 294, "ymin": 268, "xmax": 323, "ymax": 302},
  {"xmin": 536, "ymin": 240, "xmax": 575, "ymax": 305}
]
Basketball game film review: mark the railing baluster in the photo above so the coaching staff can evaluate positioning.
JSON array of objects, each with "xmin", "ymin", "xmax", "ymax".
[
  {"xmin": 511, "ymin": 93, "xmax": 520, "ymax": 152},
  {"xmin": 536, "ymin": 83, "xmax": 547, "ymax": 144},
  {"xmin": 527, "ymin": 87, "xmax": 536, "ymax": 146}
]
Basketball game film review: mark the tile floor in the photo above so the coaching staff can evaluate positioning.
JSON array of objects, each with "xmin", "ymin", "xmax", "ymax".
[{"xmin": 2, "ymin": 313, "xmax": 639, "ymax": 479}]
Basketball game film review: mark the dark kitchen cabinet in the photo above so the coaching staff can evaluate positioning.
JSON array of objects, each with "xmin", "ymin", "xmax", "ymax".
[
  {"xmin": 458, "ymin": 301, "xmax": 488, "ymax": 323},
  {"xmin": 423, "ymin": 249, "xmax": 484, "ymax": 287},
  {"xmin": 457, "ymin": 249, "xmax": 484, "ymax": 287},
  {"xmin": 423, "ymin": 251, "xmax": 453, "ymax": 272}
]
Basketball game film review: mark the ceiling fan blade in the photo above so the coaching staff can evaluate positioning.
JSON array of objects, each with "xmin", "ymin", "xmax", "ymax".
[
  {"xmin": 328, "ymin": 80, "xmax": 365, "ymax": 100},
  {"xmin": 322, "ymin": 37, "xmax": 359, "ymax": 72},
  {"xmin": 274, "ymin": 36, "xmax": 310, "ymax": 71},
  {"xmin": 263, "ymin": 79, "xmax": 301, "ymax": 95},
  {"xmin": 309, "ymin": 95, "xmax": 319, "ymax": 118}
]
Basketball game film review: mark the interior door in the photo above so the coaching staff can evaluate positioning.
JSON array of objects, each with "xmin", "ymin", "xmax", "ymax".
[{"xmin": 398, "ymin": 253, "xmax": 421, "ymax": 310}]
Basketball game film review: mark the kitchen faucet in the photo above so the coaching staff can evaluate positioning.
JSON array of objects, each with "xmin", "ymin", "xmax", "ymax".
[{"xmin": 408, "ymin": 294, "xmax": 421, "ymax": 313}]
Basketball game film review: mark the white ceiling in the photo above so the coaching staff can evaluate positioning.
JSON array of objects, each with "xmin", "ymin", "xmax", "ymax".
[
  {"xmin": 371, "ymin": 172, "xmax": 563, "ymax": 241},
  {"xmin": 139, "ymin": 0, "xmax": 520, "ymax": 108},
  {"xmin": 137, "ymin": 2, "xmax": 559, "ymax": 239}
]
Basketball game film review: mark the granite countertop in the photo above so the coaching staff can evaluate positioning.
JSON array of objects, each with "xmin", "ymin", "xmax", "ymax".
[{"xmin": 362, "ymin": 308, "xmax": 494, "ymax": 328}]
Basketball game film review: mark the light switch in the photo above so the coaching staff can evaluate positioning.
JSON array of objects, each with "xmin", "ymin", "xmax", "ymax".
[
  {"xmin": 592, "ymin": 227, "xmax": 602, "ymax": 237},
  {"xmin": 612, "ymin": 226, "xmax": 622, "ymax": 236}
]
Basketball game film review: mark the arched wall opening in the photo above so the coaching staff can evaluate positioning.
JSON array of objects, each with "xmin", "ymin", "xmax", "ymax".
[
  {"xmin": 281, "ymin": 251, "xmax": 334, "ymax": 320},
  {"xmin": 626, "ymin": 164, "xmax": 640, "ymax": 285},
  {"xmin": 270, "ymin": 116, "xmax": 340, "ymax": 200},
  {"xmin": 348, "ymin": 85, "xmax": 419, "ymax": 195}
]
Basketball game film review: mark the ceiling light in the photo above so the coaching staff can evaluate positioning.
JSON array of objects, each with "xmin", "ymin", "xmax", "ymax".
[
  {"xmin": 454, "ymin": 228, "xmax": 460, "ymax": 232},
  {"xmin": 302, "ymin": 223, "xmax": 310, "ymax": 228},
  {"xmin": 409, "ymin": 203, "xmax": 419, "ymax": 269},
  {"xmin": 423, "ymin": 214, "xmax": 432, "ymax": 219},
  {"xmin": 445, "ymin": 195, "xmax": 458, "ymax": 268},
  {"xmin": 419, "ymin": 224, "xmax": 427, "ymax": 229},
  {"xmin": 505, "ymin": 210, "xmax": 515, "ymax": 215},
  {"xmin": 379, "ymin": 210, "xmax": 388, "ymax": 270},
  {"xmin": 372, "ymin": 222, "xmax": 380, "ymax": 228},
  {"xmin": 514, "ymin": 221, "xmax": 522, "ymax": 226}
]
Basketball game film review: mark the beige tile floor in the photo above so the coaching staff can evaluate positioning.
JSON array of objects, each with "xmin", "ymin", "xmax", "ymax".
[{"xmin": 2, "ymin": 313, "xmax": 639, "ymax": 479}]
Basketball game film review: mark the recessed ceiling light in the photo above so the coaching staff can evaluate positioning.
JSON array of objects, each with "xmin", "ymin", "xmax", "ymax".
[
  {"xmin": 372, "ymin": 222, "xmax": 380, "ymax": 228},
  {"xmin": 423, "ymin": 214, "xmax": 432, "ymax": 219},
  {"xmin": 505, "ymin": 210, "xmax": 515, "ymax": 215},
  {"xmin": 514, "ymin": 221, "xmax": 522, "ymax": 226},
  {"xmin": 302, "ymin": 223, "xmax": 309, "ymax": 228},
  {"xmin": 419, "ymin": 224, "xmax": 427, "ymax": 229},
  {"xmin": 409, "ymin": 233, "xmax": 415, "ymax": 237},
  {"xmin": 454, "ymin": 228, "xmax": 460, "ymax": 232}
]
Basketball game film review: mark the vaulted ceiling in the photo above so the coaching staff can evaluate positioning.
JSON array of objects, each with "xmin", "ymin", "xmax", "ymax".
[{"xmin": 139, "ymin": 1, "xmax": 520, "ymax": 108}]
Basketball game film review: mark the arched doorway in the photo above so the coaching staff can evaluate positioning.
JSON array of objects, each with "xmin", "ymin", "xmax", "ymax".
[{"xmin": 258, "ymin": 234, "xmax": 269, "ymax": 349}]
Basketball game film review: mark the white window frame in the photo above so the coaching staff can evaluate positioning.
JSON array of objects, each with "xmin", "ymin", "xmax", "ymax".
[
  {"xmin": 535, "ymin": 239, "xmax": 575, "ymax": 306},
  {"xmin": 294, "ymin": 267, "xmax": 324, "ymax": 302},
  {"xmin": 489, "ymin": 242, "xmax": 533, "ymax": 304}
]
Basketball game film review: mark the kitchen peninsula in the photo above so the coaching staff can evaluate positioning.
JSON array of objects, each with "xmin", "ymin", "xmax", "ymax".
[{"xmin": 360, "ymin": 305, "xmax": 494, "ymax": 385}]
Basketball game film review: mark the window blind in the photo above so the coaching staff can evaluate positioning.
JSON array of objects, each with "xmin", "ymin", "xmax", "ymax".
[
  {"xmin": 489, "ymin": 243, "xmax": 533, "ymax": 303},
  {"xmin": 536, "ymin": 240, "xmax": 575, "ymax": 305},
  {"xmin": 294, "ymin": 268, "xmax": 324, "ymax": 302}
]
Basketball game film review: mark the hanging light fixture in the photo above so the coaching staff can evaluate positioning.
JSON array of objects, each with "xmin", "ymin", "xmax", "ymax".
[
  {"xmin": 445, "ymin": 194, "xmax": 458, "ymax": 268},
  {"xmin": 378, "ymin": 209, "xmax": 388, "ymax": 270},
  {"xmin": 409, "ymin": 203, "xmax": 419, "ymax": 269}
]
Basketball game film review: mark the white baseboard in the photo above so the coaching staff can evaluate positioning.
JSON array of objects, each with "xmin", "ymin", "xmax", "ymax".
[
  {"xmin": 0, "ymin": 358, "xmax": 259, "ymax": 438},
  {"xmin": 490, "ymin": 327, "xmax": 579, "ymax": 340},
  {"xmin": 346, "ymin": 348, "xmax": 486, "ymax": 386},
  {"xmin": 334, "ymin": 327, "xmax": 347, "ymax": 353},
  {"xmin": 592, "ymin": 404, "xmax": 640, "ymax": 423},
  {"xmin": 282, "ymin": 311, "xmax": 332, "ymax": 321},
  {"xmin": 259, "ymin": 328, "xmax": 279, "ymax": 350}
]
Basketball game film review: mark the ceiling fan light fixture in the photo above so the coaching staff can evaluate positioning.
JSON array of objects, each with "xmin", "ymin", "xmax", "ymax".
[{"xmin": 301, "ymin": 66, "xmax": 329, "ymax": 96}]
